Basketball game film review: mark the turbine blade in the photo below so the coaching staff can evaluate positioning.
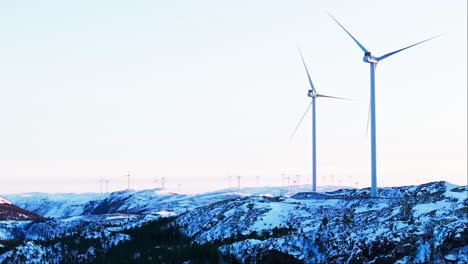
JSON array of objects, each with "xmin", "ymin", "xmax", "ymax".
[
  {"xmin": 298, "ymin": 48, "xmax": 317, "ymax": 94},
  {"xmin": 328, "ymin": 13, "xmax": 369, "ymax": 53},
  {"xmin": 317, "ymin": 94, "xmax": 352, "ymax": 100},
  {"xmin": 377, "ymin": 35, "xmax": 440, "ymax": 61},
  {"xmin": 289, "ymin": 102, "xmax": 313, "ymax": 142}
]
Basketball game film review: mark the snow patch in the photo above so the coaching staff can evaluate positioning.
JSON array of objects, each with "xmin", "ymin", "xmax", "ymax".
[{"xmin": 0, "ymin": 197, "xmax": 11, "ymax": 205}]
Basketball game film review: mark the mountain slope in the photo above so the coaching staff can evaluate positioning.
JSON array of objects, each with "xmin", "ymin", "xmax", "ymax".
[
  {"xmin": 176, "ymin": 182, "xmax": 467, "ymax": 263},
  {"xmin": 0, "ymin": 182, "xmax": 466, "ymax": 263},
  {"xmin": 4, "ymin": 185, "xmax": 337, "ymax": 218},
  {"xmin": 0, "ymin": 197, "xmax": 43, "ymax": 221}
]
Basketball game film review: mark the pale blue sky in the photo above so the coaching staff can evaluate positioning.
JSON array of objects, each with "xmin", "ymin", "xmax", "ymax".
[{"xmin": 0, "ymin": 0, "xmax": 466, "ymax": 194}]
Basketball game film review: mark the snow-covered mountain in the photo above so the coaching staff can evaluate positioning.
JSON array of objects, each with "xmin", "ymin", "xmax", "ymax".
[
  {"xmin": 4, "ymin": 185, "xmax": 334, "ymax": 218},
  {"xmin": 0, "ymin": 182, "xmax": 466, "ymax": 263},
  {"xmin": 177, "ymin": 182, "xmax": 467, "ymax": 263},
  {"xmin": 0, "ymin": 197, "xmax": 42, "ymax": 221},
  {"xmin": 0, "ymin": 198, "xmax": 11, "ymax": 205}
]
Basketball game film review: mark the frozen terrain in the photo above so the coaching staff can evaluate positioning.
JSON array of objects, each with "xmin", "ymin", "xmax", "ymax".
[{"xmin": 0, "ymin": 182, "xmax": 466, "ymax": 263}]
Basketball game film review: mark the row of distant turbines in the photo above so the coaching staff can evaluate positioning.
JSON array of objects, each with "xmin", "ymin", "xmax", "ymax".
[
  {"xmin": 291, "ymin": 14, "xmax": 438, "ymax": 197},
  {"xmin": 97, "ymin": 173, "xmax": 180, "ymax": 194},
  {"xmin": 227, "ymin": 173, "xmax": 360, "ymax": 193}
]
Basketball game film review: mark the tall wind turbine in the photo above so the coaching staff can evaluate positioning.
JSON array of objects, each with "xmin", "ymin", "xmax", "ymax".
[
  {"xmin": 290, "ymin": 49, "xmax": 349, "ymax": 192},
  {"xmin": 329, "ymin": 14, "xmax": 438, "ymax": 197}
]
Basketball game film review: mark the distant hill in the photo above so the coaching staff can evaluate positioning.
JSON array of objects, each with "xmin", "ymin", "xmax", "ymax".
[
  {"xmin": 0, "ymin": 197, "xmax": 43, "ymax": 221},
  {"xmin": 3, "ymin": 185, "xmax": 342, "ymax": 218}
]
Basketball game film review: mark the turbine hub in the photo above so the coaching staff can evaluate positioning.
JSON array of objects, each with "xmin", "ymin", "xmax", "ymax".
[
  {"xmin": 363, "ymin": 54, "xmax": 378, "ymax": 64},
  {"xmin": 307, "ymin": 90, "xmax": 316, "ymax": 97}
]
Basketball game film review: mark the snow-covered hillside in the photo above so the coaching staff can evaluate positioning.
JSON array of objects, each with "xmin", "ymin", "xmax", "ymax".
[
  {"xmin": 176, "ymin": 182, "xmax": 467, "ymax": 263},
  {"xmin": 0, "ymin": 182, "xmax": 466, "ymax": 263},
  {"xmin": 0, "ymin": 196, "xmax": 43, "ymax": 221},
  {"xmin": 3, "ymin": 185, "xmax": 336, "ymax": 218},
  {"xmin": 0, "ymin": 198, "xmax": 11, "ymax": 205}
]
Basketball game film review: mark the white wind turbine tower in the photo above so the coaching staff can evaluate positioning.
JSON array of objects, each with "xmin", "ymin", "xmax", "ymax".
[
  {"xmin": 283, "ymin": 173, "xmax": 290, "ymax": 193},
  {"xmin": 235, "ymin": 176, "xmax": 241, "ymax": 191},
  {"xmin": 295, "ymin": 174, "xmax": 301, "ymax": 186},
  {"xmin": 154, "ymin": 176, "xmax": 166, "ymax": 189},
  {"xmin": 104, "ymin": 179, "xmax": 110, "ymax": 193},
  {"xmin": 281, "ymin": 172, "xmax": 287, "ymax": 187},
  {"xmin": 160, "ymin": 177, "xmax": 166, "ymax": 189},
  {"xmin": 154, "ymin": 177, "xmax": 159, "ymax": 188},
  {"xmin": 290, "ymin": 48, "xmax": 350, "ymax": 192},
  {"xmin": 124, "ymin": 172, "xmax": 131, "ymax": 190},
  {"xmin": 329, "ymin": 13, "xmax": 439, "ymax": 197},
  {"xmin": 98, "ymin": 177, "xmax": 105, "ymax": 194}
]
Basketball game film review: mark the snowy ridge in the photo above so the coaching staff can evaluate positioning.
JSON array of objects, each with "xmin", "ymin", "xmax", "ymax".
[
  {"xmin": 177, "ymin": 182, "xmax": 468, "ymax": 263},
  {"xmin": 3, "ymin": 185, "xmax": 340, "ymax": 218},
  {"xmin": 0, "ymin": 181, "xmax": 466, "ymax": 263},
  {"xmin": 0, "ymin": 197, "xmax": 11, "ymax": 205},
  {"xmin": 0, "ymin": 196, "xmax": 43, "ymax": 221}
]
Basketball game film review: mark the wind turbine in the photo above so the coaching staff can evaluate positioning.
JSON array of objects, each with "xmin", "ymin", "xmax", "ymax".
[
  {"xmin": 160, "ymin": 176, "xmax": 166, "ymax": 189},
  {"xmin": 154, "ymin": 176, "xmax": 166, "ymax": 189},
  {"xmin": 98, "ymin": 177, "xmax": 105, "ymax": 194},
  {"xmin": 281, "ymin": 172, "xmax": 289, "ymax": 191},
  {"xmin": 124, "ymin": 172, "xmax": 131, "ymax": 190},
  {"xmin": 104, "ymin": 179, "xmax": 110, "ymax": 193},
  {"xmin": 295, "ymin": 174, "xmax": 301, "ymax": 186},
  {"xmin": 329, "ymin": 13, "xmax": 438, "ymax": 197},
  {"xmin": 290, "ymin": 48, "xmax": 349, "ymax": 192},
  {"xmin": 235, "ymin": 176, "xmax": 241, "ymax": 191},
  {"xmin": 154, "ymin": 177, "xmax": 159, "ymax": 188}
]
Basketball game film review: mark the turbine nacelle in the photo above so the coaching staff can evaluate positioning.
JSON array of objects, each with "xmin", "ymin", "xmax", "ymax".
[
  {"xmin": 363, "ymin": 52, "xmax": 378, "ymax": 64},
  {"xmin": 308, "ymin": 89, "xmax": 317, "ymax": 98}
]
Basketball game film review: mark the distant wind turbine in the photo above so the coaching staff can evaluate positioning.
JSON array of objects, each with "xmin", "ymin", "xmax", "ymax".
[
  {"xmin": 160, "ymin": 177, "xmax": 166, "ymax": 189},
  {"xmin": 98, "ymin": 177, "xmax": 105, "ymax": 194},
  {"xmin": 329, "ymin": 13, "xmax": 439, "ymax": 197},
  {"xmin": 104, "ymin": 179, "xmax": 110, "ymax": 193},
  {"xmin": 154, "ymin": 176, "xmax": 166, "ymax": 189},
  {"xmin": 154, "ymin": 177, "xmax": 159, "ymax": 188},
  {"xmin": 295, "ymin": 174, "xmax": 301, "ymax": 186},
  {"xmin": 124, "ymin": 172, "xmax": 131, "ymax": 190},
  {"xmin": 281, "ymin": 172, "xmax": 288, "ymax": 189},
  {"xmin": 235, "ymin": 176, "xmax": 241, "ymax": 191},
  {"xmin": 290, "ymin": 48, "xmax": 350, "ymax": 192}
]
